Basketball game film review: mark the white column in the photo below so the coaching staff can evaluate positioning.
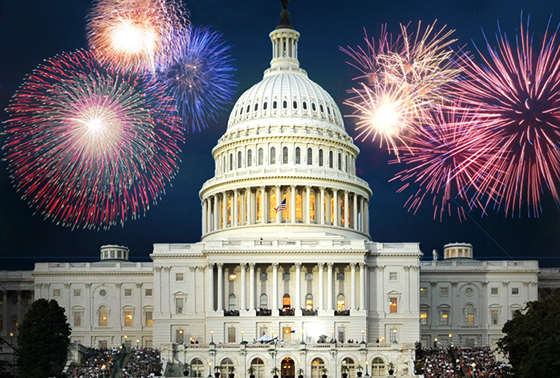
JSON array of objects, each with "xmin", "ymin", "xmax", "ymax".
[
  {"xmin": 262, "ymin": 186, "xmax": 268, "ymax": 223},
  {"xmin": 249, "ymin": 263, "xmax": 256, "ymax": 311},
  {"xmin": 333, "ymin": 189, "xmax": 339, "ymax": 226},
  {"xmin": 240, "ymin": 263, "xmax": 247, "ymax": 311},
  {"xmin": 207, "ymin": 264, "xmax": 214, "ymax": 312},
  {"xmin": 351, "ymin": 263, "xmax": 357, "ymax": 311},
  {"xmin": 344, "ymin": 190, "xmax": 349, "ymax": 228},
  {"xmin": 233, "ymin": 190, "xmax": 239, "ymax": 227},
  {"xmin": 327, "ymin": 263, "xmax": 333, "ymax": 310},
  {"xmin": 222, "ymin": 192, "xmax": 228, "ymax": 228},
  {"xmin": 202, "ymin": 199, "xmax": 207, "ymax": 234},
  {"xmin": 305, "ymin": 186, "xmax": 311, "ymax": 224},
  {"xmin": 272, "ymin": 263, "xmax": 279, "ymax": 311},
  {"xmin": 318, "ymin": 263, "xmax": 325, "ymax": 311},
  {"xmin": 320, "ymin": 187, "xmax": 326, "ymax": 225},
  {"xmin": 295, "ymin": 263, "xmax": 302, "ymax": 312},
  {"xmin": 353, "ymin": 194, "xmax": 358, "ymax": 230},
  {"xmin": 290, "ymin": 185, "xmax": 296, "ymax": 223},
  {"xmin": 217, "ymin": 263, "xmax": 224, "ymax": 311},
  {"xmin": 376, "ymin": 265, "xmax": 384, "ymax": 315},
  {"xmin": 275, "ymin": 185, "xmax": 281, "ymax": 223},
  {"xmin": 247, "ymin": 188, "xmax": 253, "ymax": 225},
  {"xmin": 359, "ymin": 263, "xmax": 366, "ymax": 311}
]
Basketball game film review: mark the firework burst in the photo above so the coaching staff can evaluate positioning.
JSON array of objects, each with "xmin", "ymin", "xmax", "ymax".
[
  {"xmin": 342, "ymin": 21, "xmax": 459, "ymax": 158},
  {"xmin": 159, "ymin": 26, "xmax": 237, "ymax": 132},
  {"xmin": 3, "ymin": 50, "xmax": 183, "ymax": 230},
  {"xmin": 455, "ymin": 16, "xmax": 560, "ymax": 216},
  {"xmin": 390, "ymin": 102, "xmax": 503, "ymax": 221},
  {"xmin": 86, "ymin": 0, "xmax": 188, "ymax": 73}
]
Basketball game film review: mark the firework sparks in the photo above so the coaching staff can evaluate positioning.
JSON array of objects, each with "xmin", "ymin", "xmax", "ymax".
[
  {"xmin": 159, "ymin": 26, "xmax": 237, "ymax": 132},
  {"xmin": 3, "ymin": 50, "xmax": 183, "ymax": 230},
  {"xmin": 390, "ymin": 102, "xmax": 503, "ymax": 221},
  {"xmin": 342, "ymin": 21, "xmax": 459, "ymax": 158},
  {"xmin": 86, "ymin": 0, "xmax": 188, "ymax": 73},
  {"xmin": 455, "ymin": 16, "xmax": 560, "ymax": 216}
]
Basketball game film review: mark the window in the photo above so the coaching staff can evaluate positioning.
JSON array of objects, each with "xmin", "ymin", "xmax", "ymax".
[
  {"xmin": 338, "ymin": 153, "xmax": 342, "ymax": 170},
  {"xmin": 250, "ymin": 358, "xmax": 265, "ymax": 378},
  {"xmin": 176, "ymin": 329, "xmax": 184, "ymax": 344},
  {"xmin": 283, "ymin": 147, "xmax": 288, "ymax": 164},
  {"xmin": 491, "ymin": 287, "xmax": 499, "ymax": 295},
  {"xmin": 190, "ymin": 358, "xmax": 205, "ymax": 378},
  {"xmin": 420, "ymin": 287, "xmax": 427, "ymax": 296},
  {"xmin": 295, "ymin": 147, "xmax": 301, "ymax": 164},
  {"xmin": 307, "ymin": 148, "xmax": 313, "ymax": 165},
  {"xmin": 73, "ymin": 311, "xmax": 82, "ymax": 327},
  {"xmin": 258, "ymin": 148, "xmax": 264, "ymax": 165},
  {"xmin": 145, "ymin": 311, "xmax": 153, "ymax": 327},
  {"xmin": 440, "ymin": 309, "xmax": 449, "ymax": 325},
  {"xmin": 389, "ymin": 297, "xmax": 398, "ymax": 313},
  {"xmin": 124, "ymin": 289, "xmax": 132, "ymax": 297},
  {"xmin": 53, "ymin": 289, "xmax": 61, "ymax": 297},
  {"xmin": 337, "ymin": 272, "xmax": 345, "ymax": 280},
  {"xmin": 270, "ymin": 147, "xmax": 276, "ymax": 164},
  {"xmin": 305, "ymin": 294, "xmax": 313, "ymax": 310},
  {"xmin": 124, "ymin": 311, "xmax": 133, "ymax": 327},
  {"xmin": 176, "ymin": 298, "xmax": 184, "ymax": 314},
  {"xmin": 238, "ymin": 151, "xmax": 242, "ymax": 168},
  {"xmin": 229, "ymin": 153, "xmax": 233, "ymax": 171},
  {"xmin": 283, "ymin": 100, "xmax": 288, "ymax": 109},
  {"xmin": 74, "ymin": 289, "xmax": 81, "ymax": 297},
  {"xmin": 305, "ymin": 273, "xmax": 313, "ymax": 280},
  {"xmin": 311, "ymin": 358, "xmax": 325, "ymax": 378},
  {"xmin": 329, "ymin": 151, "xmax": 333, "ymax": 168},
  {"xmin": 282, "ymin": 294, "xmax": 291, "ymax": 309},
  {"xmin": 273, "ymin": 101, "xmax": 278, "ymax": 109},
  {"xmin": 420, "ymin": 310, "xmax": 428, "ymax": 325},
  {"xmin": 228, "ymin": 294, "xmax": 236, "ymax": 311},
  {"xmin": 337, "ymin": 294, "xmax": 345, "ymax": 311},
  {"xmin": 319, "ymin": 149, "xmax": 323, "ymax": 166},
  {"xmin": 283, "ymin": 273, "xmax": 290, "ymax": 281},
  {"xmin": 389, "ymin": 272, "xmax": 398, "ymax": 281},
  {"xmin": 440, "ymin": 287, "xmax": 449, "ymax": 296},
  {"xmin": 260, "ymin": 294, "xmax": 268, "ymax": 308},
  {"xmin": 247, "ymin": 150, "xmax": 253, "ymax": 167},
  {"xmin": 260, "ymin": 273, "xmax": 268, "ymax": 281},
  {"xmin": 228, "ymin": 327, "xmax": 236, "ymax": 343},
  {"xmin": 293, "ymin": 100, "xmax": 298, "ymax": 109},
  {"xmin": 465, "ymin": 304, "xmax": 475, "ymax": 325},
  {"xmin": 371, "ymin": 357, "xmax": 385, "ymax": 377},
  {"xmin": 491, "ymin": 310, "xmax": 499, "ymax": 325},
  {"xmin": 337, "ymin": 326, "xmax": 346, "ymax": 343},
  {"xmin": 512, "ymin": 287, "xmax": 519, "ymax": 295},
  {"xmin": 145, "ymin": 289, "xmax": 153, "ymax": 297},
  {"xmin": 99, "ymin": 306, "xmax": 108, "ymax": 327},
  {"xmin": 176, "ymin": 273, "xmax": 184, "ymax": 281}
]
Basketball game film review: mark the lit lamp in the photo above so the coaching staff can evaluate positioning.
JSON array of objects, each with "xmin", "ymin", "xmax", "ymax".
[
  {"xmin": 331, "ymin": 329, "xmax": 335, "ymax": 343},
  {"xmin": 365, "ymin": 360, "xmax": 369, "ymax": 377},
  {"xmin": 448, "ymin": 333, "xmax": 453, "ymax": 347},
  {"xmin": 210, "ymin": 330, "xmax": 214, "ymax": 344},
  {"xmin": 361, "ymin": 329, "xmax": 365, "ymax": 343},
  {"xmin": 392, "ymin": 329, "xmax": 397, "ymax": 344},
  {"xmin": 434, "ymin": 338, "xmax": 438, "ymax": 348},
  {"xmin": 241, "ymin": 329, "xmax": 245, "ymax": 344},
  {"xmin": 208, "ymin": 361, "xmax": 213, "ymax": 377},
  {"xmin": 136, "ymin": 339, "xmax": 140, "ymax": 348}
]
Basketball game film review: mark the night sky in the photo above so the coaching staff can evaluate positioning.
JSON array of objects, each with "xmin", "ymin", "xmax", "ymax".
[{"xmin": 0, "ymin": 0, "xmax": 559, "ymax": 270}]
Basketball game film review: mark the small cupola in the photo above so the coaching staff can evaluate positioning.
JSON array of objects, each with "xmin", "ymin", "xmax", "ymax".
[
  {"xmin": 443, "ymin": 243, "xmax": 473, "ymax": 259},
  {"xmin": 100, "ymin": 244, "xmax": 130, "ymax": 261}
]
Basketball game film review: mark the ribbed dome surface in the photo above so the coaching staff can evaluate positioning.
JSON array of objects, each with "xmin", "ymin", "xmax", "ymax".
[{"xmin": 227, "ymin": 70, "xmax": 345, "ymax": 132}]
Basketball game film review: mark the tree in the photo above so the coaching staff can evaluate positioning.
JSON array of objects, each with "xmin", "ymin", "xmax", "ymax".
[
  {"xmin": 497, "ymin": 291, "xmax": 560, "ymax": 377},
  {"xmin": 16, "ymin": 299, "xmax": 71, "ymax": 378}
]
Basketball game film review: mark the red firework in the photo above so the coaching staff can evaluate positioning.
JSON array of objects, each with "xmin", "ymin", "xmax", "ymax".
[{"xmin": 455, "ymin": 16, "xmax": 560, "ymax": 216}]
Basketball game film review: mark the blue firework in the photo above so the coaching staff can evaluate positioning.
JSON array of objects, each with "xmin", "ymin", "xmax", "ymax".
[{"xmin": 161, "ymin": 26, "xmax": 237, "ymax": 132}]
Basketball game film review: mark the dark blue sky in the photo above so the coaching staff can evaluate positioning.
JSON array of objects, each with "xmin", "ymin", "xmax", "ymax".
[{"xmin": 0, "ymin": 0, "xmax": 559, "ymax": 269}]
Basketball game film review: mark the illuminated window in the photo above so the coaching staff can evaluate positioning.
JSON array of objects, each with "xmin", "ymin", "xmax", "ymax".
[
  {"xmin": 311, "ymin": 358, "xmax": 325, "ymax": 378},
  {"xmin": 389, "ymin": 297, "xmax": 398, "ymax": 313},
  {"xmin": 282, "ymin": 194, "xmax": 289, "ymax": 221},
  {"xmin": 257, "ymin": 193, "xmax": 262, "ymax": 221},
  {"xmin": 420, "ymin": 310, "xmax": 428, "ymax": 325},
  {"xmin": 491, "ymin": 309, "xmax": 499, "ymax": 325},
  {"xmin": 296, "ymin": 193, "xmax": 303, "ymax": 221},
  {"xmin": 465, "ymin": 304, "xmax": 475, "ymax": 325},
  {"xmin": 420, "ymin": 287, "xmax": 427, "ymax": 296},
  {"xmin": 310, "ymin": 192, "xmax": 316, "ymax": 221},
  {"xmin": 176, "ymin": 329, "xmax": 184, "ymax": 343},
  {"xmin": 124, "ymin": 311, "xmax": 133, "ymax": 327},
  {"xmin": 269, "ymin": 191, "xmax": 277, "ymax": 222},
  {"xmin": 440, "ymin": 309, "xmax": 450, "ymax": 325},
  {"xmin": 283, "ymin": 294, "xmax": 291, "ymax": 309},
  {"xmin": 145, "ymin": 311, "xmax": 153, "ymax": 327},
  {"xmin": 305, "ymin": 294, "xmax": 313, "ymax": 310},
  {"xmin": 238, "ymin": 196, "xmax": 242, "ymax": 224},
  {"xmin": 99, "ymin": 306, "xmax": 108, "ymax": 327},
  {"xmin": 337, "ymin": 294, "xmax": 345, "ymax": 311},
  {"xmin": 228, "ymin": 327, "xmax": 236, "ymax": 343}
]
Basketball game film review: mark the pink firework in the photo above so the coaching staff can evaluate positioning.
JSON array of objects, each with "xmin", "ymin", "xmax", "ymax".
[
  {"xmin": 86, "ymin": 0, "xmax": 188, "ymax": 73},
  {"xmin": 456, "ymin": 17, "xmax": 560, "ymax": 216},
  {"xmin": 390, "ymin": 102, "xmax": 503, "ymax": 221},
  {"xmin": 3, "ymin": 50, "xmax": 183, "ymax": 230},
  {"xmin": 342, "ymin": 22, "xmax": 459, "ymax": 159}
]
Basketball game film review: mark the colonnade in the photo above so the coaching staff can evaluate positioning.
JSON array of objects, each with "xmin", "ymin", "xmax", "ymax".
[
  {"xmin": 205, "ymin": 262, "xmax": 368, "ymax": 314},
  {"xmin": 0, "ymin": 289, "xmax": 31, "ymax": 336},
  {"xmin": 202, "ymin": 185, "xmax": 369, "ymax": 235}
]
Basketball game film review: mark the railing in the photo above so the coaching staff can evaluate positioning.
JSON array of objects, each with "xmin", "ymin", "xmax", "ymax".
[
  {"xmin": 279, "ymin": 308, "xmax": 295, "ymax": 316},
  {"xmin": 302, "ymin": 309, "xmax": 318, "ymax": 316},
  {"xmin": 224, "ymin": 310, "xmax": 240, "ymax": 316},
  {"xmin": 256, "ymin": 308, "xmax": 272, "ymax": 316},
  {"xmin": 334, "ymin": 310, "xmax": 350, "ymax": 316}
]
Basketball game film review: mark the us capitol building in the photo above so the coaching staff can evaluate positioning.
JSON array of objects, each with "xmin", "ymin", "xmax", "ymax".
[{"xmin": 1, "ymin": 3, "xmax": 555, "ymax": 377}]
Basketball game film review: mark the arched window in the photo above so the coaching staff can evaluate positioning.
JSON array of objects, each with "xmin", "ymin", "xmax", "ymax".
[
  {"xmin": 295, "ymin": 147, "xmax": 301, "ymax": 164},
  {"xmin": 220, "ymin": 358, "xmax": 234, "ymax": 376},
  {"xmin": 258, "ymin": 148, "xmax": 264, "ymax": 165},
  {"xmin": 190, "ymin": 358, "xmax": 205, "ymax": 378},
  {"xmin": 319, "ymin": 149, "xmax": 323, "ymax": 166},
  {"xmin": 338, "ymin": 153, "xmax": 342, "ymax": 170},
  {"xmin": 371, "ymin": 358, "xmax": 385, "ymax": 377},
  {"xmin": 250, "ymin": 358, "xmax": 265, "ymax": 378},
  {"xmin": 256, "ymin": 192, "xmax": 262, "ymax": 222},
  {"xmin": 311, "ymin": 358, "xmax": 325, "ymax": 378},
  {"xmin": 329, "ymin": 151, "xmax": 333, "ymax": 168},
  {"xmin": 237, "ymin": 151, "xmax": 242, "ymax": 168},
  {"xmin": 337, "ymin": 294, "xmax": 345, "ymax": 311},
  {"xmin": 98, "ymin": 305, "xmax": 109, "ymax": 327},
  {"xmin": 283, "ymin": 147, "xmax": 288, "ymax": 164},
  {"xmin": 229, "ymin": 153, "xmax": 233, "ymax": 171},
  {"xmin": 270, "ymin": 147, "xmax": 276, "ymax": 164},
  {"xmin": 307, "ymin": 148, "xmax": 313, "ymax": 165},
  {"xmin": 269, "ymin": 190, "xmax": 277, "ymax": 222},
  {"xmin": 283, "ymin": 100, "xmax": 288, "ymax": 109},
  {"xmin": 229, "ymin": 294, "xmax": 236, "ymax": 311},
  {"xmin": 305, "ymin": 294, "xmax": 314, "ymax": 310},
  {"xmin": 310, "ymin": 191, "xmax": 316, "ymax": 222},
  {"xmin": 465, "ymin": 304, "xmax": 475, "ymax": 325},
  {"xmin": 247, "ymin": 149, "xmax": 253, "ymax": 167},
  {"xmin": 283, "ymin": 294, "xmax": 291, "ymax": 309},
  {"xmin": 260, "ymin": 294, "xmax": 268, "ymax": 309},
  {"xmin": 295, "ymin": 192, "xmax": 303, "ymax": 221},
  {"xmin": 341, "ymin": 358, "xmax": 356, "ymax": 378}
]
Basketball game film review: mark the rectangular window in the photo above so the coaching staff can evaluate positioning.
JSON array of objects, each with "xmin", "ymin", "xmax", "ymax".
[
  {"xmin": 73, "ymin": 312, "xmax": 82, "ymax": 327},
  {"xmin": 305, "ymin": 273, "xmax": 313, "ymax": 281},
  {"xmin": 73, "ymin": 289, "xmax": 81, "ymax": 297},
  {"xmin": 440, "ymin": 310, "xmax": 449, "ymax": 325},
  {"xmin": 491, "ymin": 310, "xmax": 499, "ymax": 325},
  {"xmin": 176, "ymin": 329, "xmax": 184, "ymax": 344},
  {"xmin": 420, "ymin": 287, "xmax": 427, "ymax": 296},
  {"xmin": 389, "ymin": 272, "xmax": 398, "ymax": 281},
  {"xmin": 145, "ymin": 289, "xmax": 153, "ymax": 297},
  {"xmin": 124, "ymin": 311, "xmax": 133, "ymax": 327},
  {"xmin": 336, "ymin": 273, "xmax": 345, "ymax": 281},
  {"xmin": 145, "ymin": 311, "xmax": 153, "ymax": 327},
  {"xmin": 176, "ymin": 298, "xmax": 184, "ymax": 314},
  {"xmin": 176, "ymin": 273, "xmax": 184, "ymax": 281},
  {"xmin": 124, "ymin": 289, "xmax": 132, "ymax": 297},
  {"xmin": 337, "ymin": 326, "xmax": 346, "ymax": 343},
  {"xmin": 260, "ymin": 273, "xmax": 268, "ymax": 281},
  {"xmin": 420, "ymin": 311, "xmax": 428, "ymax": 325},
  {"xmin": 440, "ymin": 287, "xmax": 449, "ymax": 296},
  {"xmin": 98, "ymin": 340, "xmax": 108, "ymax": 349},
  {"xmin": 228, "ymin": 326, "xmax": 236, "ymax": 343},
  {"xmin": 389, "ymin": 297, "xmax": 398, "ymax": 313},
  {"xmin": 491, "ymin": 287, "xmax": 498, "ymax": 295},
  {"xmin": 283, "ymin": 273, "xmax": 290, "ymax": 281},
  {"xmin": 512, "ymin": 287, "xmax": 519, "ymax": 295},
  {"xmin": 53, "ymin": 289, "xmax": 61, "ymax": 297}
]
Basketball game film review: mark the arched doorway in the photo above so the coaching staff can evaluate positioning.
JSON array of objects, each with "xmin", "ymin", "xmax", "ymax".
[{"xmin": 281, "ymin": 357, "xmax": 295, "ymax": 378}]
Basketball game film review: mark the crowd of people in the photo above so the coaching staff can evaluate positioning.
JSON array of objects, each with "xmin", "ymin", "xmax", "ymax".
[
  {"xmin": 68, "ymin": 347, "xmax": 122, "ymax": 378},
  {"xmin": 121, "ymin": 347, "xmax": 163, "ymax": 378},
  {"xmin": 415, "ymin": 346, "xmax": 511, "ymax": 378}
]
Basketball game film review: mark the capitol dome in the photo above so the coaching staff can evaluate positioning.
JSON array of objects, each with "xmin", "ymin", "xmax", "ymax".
[{"xmin": 199, "ymin": 6, "xmax": 371, "ymax": 241}]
